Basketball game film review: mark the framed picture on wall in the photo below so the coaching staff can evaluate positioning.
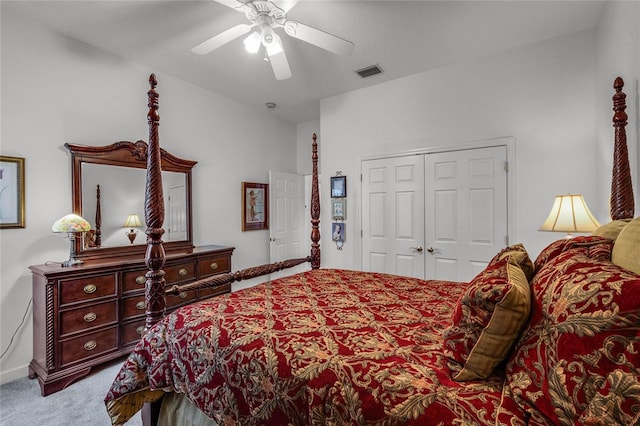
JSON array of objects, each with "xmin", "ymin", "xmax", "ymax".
[
  {"xmin": 0, "ymin": 156, "xmax": 25, "ymax": 228},
  {"xmin": 332, "ymin": 222, "xmax": 345, "ymax": 242},
  {"xmin": 330, "ymin": 175, "xmax": 346, "ymax": 198},
  {"xmin": 331, "ymin": 199, "xmax": 346, "ymax": 220},
  {"xmin": 242, "ymin": 182, "xmax": 268, "ymax": 231}
]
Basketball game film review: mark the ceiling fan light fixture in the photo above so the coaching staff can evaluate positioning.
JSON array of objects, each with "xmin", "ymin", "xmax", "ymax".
[{"xmin": 243, "ymin": 31, "xmax": 262, "ymax": 54}]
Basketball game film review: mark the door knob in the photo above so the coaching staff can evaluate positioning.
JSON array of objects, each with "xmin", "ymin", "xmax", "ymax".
[
  {"xmin": 426, "ymin": 247, "xmax": 435, "ymax": 253},
  {"xmin": 410, "ymin": 246, "xmax": 424, "ymax": 253}
]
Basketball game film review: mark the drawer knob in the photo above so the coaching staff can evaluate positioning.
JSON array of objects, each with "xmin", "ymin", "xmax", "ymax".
[
  {"xmin": 83, "ymin": 284, "xmax": 97, "ymax": 294},
  {"xmin": 136, "ymin": 325, "xmax": 144, "ymax": 335},
  {"xmin": 136, "ymin": 276, "xmax": 146, "ymax": 285},
  {"xmin": 210, "ymin": 262, "xmax": 218, "ymax": 270},
  {"xmin": 83, "ymin": 312, "xmax": 97, "ymax": 323},
  {"xmin": 179, "ymin": 291, "xmax": 188, "ymax": 299},
  {"xmin": 83, "ymin": 340, "xmax": 97, "ymax": 351},
  {"xmin": 178, "ymin": 268, "xmax": 188, "ymax": 276},
  {"xmin": 136, "ymin": 301, "xmax": 146, "ymax": 310}
]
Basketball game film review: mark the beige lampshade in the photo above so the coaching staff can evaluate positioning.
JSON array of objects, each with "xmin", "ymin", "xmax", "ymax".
[
  {"xmin": 539, "ymin": 194, "xmax": 601, "ymax": 236},
  {"xmin": 51, "ymin": 214, "xmax": 91, "ymax": 233},
  {"xmin": 123, "ymin": 214, "xmax": 143, "ymax": 228}
]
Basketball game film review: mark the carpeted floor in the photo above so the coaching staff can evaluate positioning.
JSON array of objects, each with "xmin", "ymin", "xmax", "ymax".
[{"xmin": 0, "ymin": 357, "xmax": 143, "ymax": 426}]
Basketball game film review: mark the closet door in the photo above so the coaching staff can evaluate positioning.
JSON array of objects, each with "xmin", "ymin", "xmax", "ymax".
[
  {"xmin": 361, "ymin": 156, "xmax": 425, "ymax": 278},
  {"xmin": 424, "ymin": 146, "xmax": 508, "ymax": 282}
]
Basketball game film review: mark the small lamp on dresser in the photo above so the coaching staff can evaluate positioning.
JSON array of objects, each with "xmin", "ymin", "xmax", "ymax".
[
  {"xmin": 51, "ymin": 213, "xmax": 91, "ymax": 267},
  {"xmin": 539, "ymin": 194, "xmax": 601, "ymax": 238},
  {"xmin": 123, "ymin": 213, "xmax": 143, "ymax": 244}
]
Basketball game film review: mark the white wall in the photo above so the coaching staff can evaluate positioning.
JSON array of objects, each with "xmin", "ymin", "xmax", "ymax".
[
  {"xmin": 319, "ymin": 30, "xmax": 600, "ymax": 269},
  {"xmin": 0, "ymin": 5, "xmax": 296, "ymax": 383},
  {"xmin": 595, "ymin": 0, "xmax": 640, "ymax": 221}
]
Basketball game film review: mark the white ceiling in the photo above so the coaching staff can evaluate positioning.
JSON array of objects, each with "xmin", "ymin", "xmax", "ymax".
[{"xmin": 9, "ymin": 0, "xmax": 606, "ymax": 124}]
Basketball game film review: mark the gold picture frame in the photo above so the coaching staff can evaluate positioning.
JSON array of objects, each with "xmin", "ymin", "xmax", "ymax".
[
  {"xmin": 242, "ymin": 182, "xmax": 268, "ymax": 231},
  {"xmin": 0, "ymin": 156, "xmax": 25, "ymax": 228}
]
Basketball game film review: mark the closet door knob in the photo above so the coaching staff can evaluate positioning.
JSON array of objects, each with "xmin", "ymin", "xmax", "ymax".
[
  {"xmin": 410, "ymin": 246, "xmax": 424, "ymax": 253},
  {"xmin": 426, "ymin": 247, "xmax": 435, "ymax": 253}
]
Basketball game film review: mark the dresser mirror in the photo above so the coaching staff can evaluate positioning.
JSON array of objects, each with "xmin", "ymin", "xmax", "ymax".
[{"xmin": 66, "ymin": 141, "xmax": 196, "ymax": 262}]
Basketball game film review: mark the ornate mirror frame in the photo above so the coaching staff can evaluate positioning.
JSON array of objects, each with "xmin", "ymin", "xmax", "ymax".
[{"xmin": 65, "ymin": 140, "xmax": 196, "ymax": 262}]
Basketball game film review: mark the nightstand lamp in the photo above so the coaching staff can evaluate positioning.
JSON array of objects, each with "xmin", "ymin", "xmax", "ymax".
[
  {"xmin": 539, "ymin": 194, "xmax": 600, "ymax": 238},
  {"xmin": 123, "ymin": 213, "xmax": 143, "ymax": 244},
  {"xmin": 52, "ymin": 213, "xmax": 91, "ymax": 267}
]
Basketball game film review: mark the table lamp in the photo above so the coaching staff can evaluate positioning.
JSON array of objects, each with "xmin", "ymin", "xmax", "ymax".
[
  {"xmin": 52, "ymin": 213, "xmax": 91, "ymax": 267},
  {"xmin": 539, "ymin": 194, "xmax": 601, "ymax": 238},
  {"xmin": 123, "ymin": 213, "xmax": 143, "ymax": 244}
]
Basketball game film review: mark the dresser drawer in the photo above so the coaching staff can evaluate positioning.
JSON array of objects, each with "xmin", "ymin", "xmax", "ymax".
[
  {"xmin": 122, "ymin": 270, "xmax": 147, "ymax": 293},
  {"xmin": 59, "ymin": 300, "xmax": 117, "ymax": 337},
  {"xmin": 59, "ymin": 327, "xmax": 117, "ymax": 367},
  {"xmin": 59, "ymin": 274, "xmax": 116, "ymax": 306},
  {"xmin": 166, "ymin": 289, "xmax": 197, "ymax": 309},
  {"xmin": 198, "ymin": 255, "xmax": 230, "ymax": 277},
  {"xmin": 122, "ymin": 319, "xmax": 146, "ymax": 347},
  {"xmin": 122, "ymin": 295, "xmax": 147, "ymax": 320},
  {"xmin": 164, "ymin": 262, "xmax": 196, "ymax": 284},
  {"xmin": 199, "ymin": 283, "xmax": 231, "ymax": 300}
]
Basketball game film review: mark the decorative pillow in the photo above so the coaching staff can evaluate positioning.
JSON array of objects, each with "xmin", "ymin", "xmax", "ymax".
[
  {"xmin": 592, "ymin": 218, "xmax": 632, "ymax": 241},
  {"xmin": 611, "ymin": 216, "xmax": 640, "ymax": 274},
  {"xmin": 499, "ymin": 249, "xmax": 640, "ymax": 425},
  {"xmin": 443, "ymin": 255, "xmax": 531, "ymax": 381},
  {"xmin": 534, "ymin": 236, "xmax": 613, "ymax": 271},
  {"xmin": 488, "ymin": 243, "xmax": 535, "ymax": 281}
]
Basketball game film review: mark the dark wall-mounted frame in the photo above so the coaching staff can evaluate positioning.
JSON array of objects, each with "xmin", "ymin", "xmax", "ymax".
[
  {"xmin": 242, "ymin": 182, "xmax": 269, "ymax": 231},
  {"xmin": 330, "ymin": 175, "xmax": 346, "ymax": 198},
  {"xmin": 0, "ymin": 155, "xmax": 26, "ymax": 228}
]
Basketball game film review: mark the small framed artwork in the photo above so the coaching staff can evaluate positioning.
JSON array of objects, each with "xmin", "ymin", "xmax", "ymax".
[
  {"xmin": 0, "ymin": 156, "xmax": 25, "ymax": 228},
  {"xmin": 330, "ymin": 175, "xmax": 346, "ymax": 198},
  {"xmin": 331, "ymin": 199, "xmax": 346, "ymax": 220},
  {"xmin": 242, "ymin": 182, "xmax": 269, "ymax": 231},
  {"xmin": 332, "ymin": 222, "xmax": 345, "ymax": 242}
]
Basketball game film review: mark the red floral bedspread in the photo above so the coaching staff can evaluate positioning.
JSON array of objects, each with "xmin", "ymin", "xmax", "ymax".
[{"xmin": 105, "ymin": 269, "xmax": 505, "ymax": 425}]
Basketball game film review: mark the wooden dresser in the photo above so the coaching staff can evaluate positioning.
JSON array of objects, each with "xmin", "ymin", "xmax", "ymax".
[{"xmin": 29, "ymin": 245, "xmax": 233, "ymax": 396}]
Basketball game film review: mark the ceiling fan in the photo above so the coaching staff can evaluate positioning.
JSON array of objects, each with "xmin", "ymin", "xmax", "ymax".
[{"xmin": 191, "ymin": 0, "xmax": 354, "ymax": 80}]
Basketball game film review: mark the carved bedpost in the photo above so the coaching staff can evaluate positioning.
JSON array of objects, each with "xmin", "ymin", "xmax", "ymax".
[
  {"xmin": 144, "ymin": 74, "xmax": 166, "ymax": 331},
  {"xmin": 95, "ymin": 184, "xmax": 102, "ymax": 247},
  {"xmin": 610, "ymin": 77, "xmax": 634, "ymax": 220},
  {"xmin": 310, "ymin": 133, "xmax": 321, "ymax": 269}
]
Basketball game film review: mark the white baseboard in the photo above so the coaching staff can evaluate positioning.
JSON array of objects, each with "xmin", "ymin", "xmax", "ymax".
[{"xmin": 0, "ymin": 364, "xmax": 29, "ymax": 386}]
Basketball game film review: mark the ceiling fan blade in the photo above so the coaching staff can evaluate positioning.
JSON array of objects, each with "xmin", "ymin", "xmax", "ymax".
[
  {"xmin": 283, "ymin": 21, "xmax": 354, "ymax": 56},
  {"xmin": 191, "ymin": 24, "xmax": 252, "ymax": 55},
  {"xmin": 213, "ymin": 0, "xmax": 251, "ymax": 12},
  {"xmin": 276, "ymin": 0, "xmax": 298, "ymax": 13},
  {"xmin": 266, "ymin": 36, "xmax": 292, "ymax": 80}
]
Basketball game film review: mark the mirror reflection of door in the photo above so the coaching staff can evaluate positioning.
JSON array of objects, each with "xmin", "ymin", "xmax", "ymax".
[{"xmin": 168, "ymin": 184, "xmax": 187, "ymax": 241}]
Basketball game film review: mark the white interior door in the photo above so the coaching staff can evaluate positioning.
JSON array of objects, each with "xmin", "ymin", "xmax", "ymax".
[
  {"xmin": 425, "ymin": 146, "xmax": 508, "ymax": 282},
  {"xmin": 269, "ymin": 171, "xmax": 305, "ymax": 278},
  {"xmin": 361, "ymin": 156, "xmax": 425, "ymax": 279},
  {"xmin": 167, "ymin": 185, "xmax": 186, "ymax": 241}
]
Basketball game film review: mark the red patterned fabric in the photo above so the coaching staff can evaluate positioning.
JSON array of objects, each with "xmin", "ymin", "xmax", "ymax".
[
  {"xmin": 444, "ymin": 256, "xmax": 531, "ymax": 381},
  {"xmin": 498, "ymin": 240, "xmax": 640, "ymax": 425},
  {"xmin": 105, "ymin": 269, "xmax": 506, "ymax": 425}
]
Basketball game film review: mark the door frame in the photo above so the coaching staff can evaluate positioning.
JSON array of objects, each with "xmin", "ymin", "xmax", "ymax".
[{"xmin": 358, "ymin": 136, "xmax": 517, "ymax": 271}]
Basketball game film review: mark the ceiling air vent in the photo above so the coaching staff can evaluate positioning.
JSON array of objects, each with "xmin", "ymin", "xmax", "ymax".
[{"xmin": 355, "ymin": 64, "xmax": 383, "ymax": 78}]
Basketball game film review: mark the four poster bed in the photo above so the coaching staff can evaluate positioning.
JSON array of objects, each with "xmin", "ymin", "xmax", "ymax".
[{"xmin": 105, "ymin": 75, "xmax": 640, "ymax": 425}]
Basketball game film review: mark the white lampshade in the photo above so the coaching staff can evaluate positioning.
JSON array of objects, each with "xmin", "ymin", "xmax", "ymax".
[
  {"xmin": 539, "ymin": 194, "xmax": 601, "ymax": 237},
  {"xmin": 51, "ymin": 214, "xmax": 91, "ymax": 233},
  {"xmin": 122, "ymin": 214, "xmax": 142, "ymax": 228}
]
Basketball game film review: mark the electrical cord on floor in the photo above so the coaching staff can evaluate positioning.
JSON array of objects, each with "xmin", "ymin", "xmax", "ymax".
[{"xmin": 0, "ymin": 297, "xmax": 33, "ymax": 360}]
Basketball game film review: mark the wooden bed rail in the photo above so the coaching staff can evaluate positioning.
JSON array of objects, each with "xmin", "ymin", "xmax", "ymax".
[
  {"xmin": 165, "ymin": 256, "xmax": 311, "ymax": 295},
  {"xmin": 143, "ymin": 75, "xmax": 320, "ymax": 331}
]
